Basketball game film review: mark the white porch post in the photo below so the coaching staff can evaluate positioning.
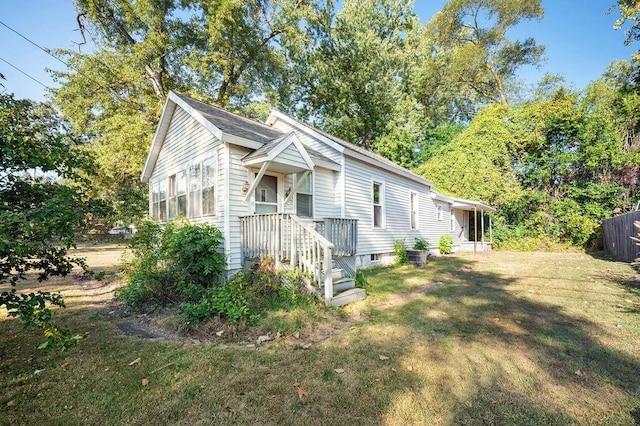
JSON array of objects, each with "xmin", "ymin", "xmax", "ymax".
[
  {"xmin": 473, "ymin": 206, "xmax": 478, "ymax": 253},
  {"xmin": 481, "ymin": 209, "xmax": 485, "ymax": 250}
]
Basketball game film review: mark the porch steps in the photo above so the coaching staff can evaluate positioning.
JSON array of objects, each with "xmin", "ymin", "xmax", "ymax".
[
  {"xmin": 324, "ymin": 263, "xmax": 366, "ymax": 307},
  {"xmin": 330, "ymin": 288, "xmax": 367, "ymax": 307}
]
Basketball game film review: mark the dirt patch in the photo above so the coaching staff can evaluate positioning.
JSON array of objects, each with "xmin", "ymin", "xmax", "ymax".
[
  {"xmin": 116, "ymin": 319, "xmax": 169, "ymax": 339},
  {"xmin": 376, "ymin": 281, "xmax": 444, "ymax": 309}
]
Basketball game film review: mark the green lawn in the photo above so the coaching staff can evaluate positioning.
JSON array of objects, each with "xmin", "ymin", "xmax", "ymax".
[{"xmin": 1, "ymin": 248, "xmax": 639, "ymax": 425}]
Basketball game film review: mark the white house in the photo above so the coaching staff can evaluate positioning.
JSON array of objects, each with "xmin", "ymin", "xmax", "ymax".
[{"xmin": 141, "ymin": 92, "xmax": 495, "ymax": 305}]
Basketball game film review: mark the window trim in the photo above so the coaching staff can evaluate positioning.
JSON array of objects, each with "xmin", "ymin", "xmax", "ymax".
[
  {"xmin": 254, "ymin": 172, "xmax": 280, "ymax": 214},
  {"xmin": 372, "ymin": 180, "xmax": 385, "ymax": 229},
  {"xmin": 410, "ymin": 191, "xmax": 419, "ymax": 230},
  {"xmin": 295, "ymin": 171, "xmax": 313, "ymax": 218},
  {"xmin": 450, "ymin": 206, "xmax": 455, "ymax": 231},
  {"xmin": 152, "ymin": 155, "xmax": 216, "ymax": 222},
  {"xmin": 201, "ymin": 157, "xmax": 216, "ymax": 217}
]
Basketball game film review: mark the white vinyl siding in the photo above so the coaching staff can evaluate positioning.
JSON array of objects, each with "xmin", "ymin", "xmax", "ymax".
[
  {"xmin": 148, "ymin": 106, "xmax": 223, "ymax": 228},
  {"xmin": 313, "ymin": 167, "xmax": 339, "ymax": 219},
  {"xmin": 268, "ymin": 119, "xmax": 342, "ymax": 162},
  {"xmin": 278, "ymin": 143, "xmax": 309, "ymax": 170}
]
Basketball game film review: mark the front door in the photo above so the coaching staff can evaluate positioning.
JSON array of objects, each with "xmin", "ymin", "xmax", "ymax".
[{"xmin": 254, "ymin": 174, "xmax": 278, "ymax": 214}]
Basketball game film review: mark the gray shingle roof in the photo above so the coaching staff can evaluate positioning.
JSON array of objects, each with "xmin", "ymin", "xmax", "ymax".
[{"xmin": 175, "ymin": 93, "xmax": 283, "ymax": 144}]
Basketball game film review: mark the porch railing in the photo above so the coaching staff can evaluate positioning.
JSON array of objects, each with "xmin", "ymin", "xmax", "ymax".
[
  {"xmin": 240, "ymin": 213, "xmax": 334, "ymax": 302},
  {"xmin": 315, "ymin": 218, "xmax": 358, "ymax": 257}
]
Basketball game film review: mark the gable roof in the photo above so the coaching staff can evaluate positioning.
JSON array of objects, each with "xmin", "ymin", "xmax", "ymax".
[
  {"xmin": 175, "ymin": 93, "xmax": 282, "ymax": 144},
  {"xmin": 266, "ymin": 110, "xmax": 435, "ymax": 188},
  {"xmin": 142, "ymin": 92, "xmax": 287, "ymax": 182}
]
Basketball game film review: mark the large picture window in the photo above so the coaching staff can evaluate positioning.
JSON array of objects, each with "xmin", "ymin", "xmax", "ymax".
[
  {"xmin": 373, "ymin": 181, "xmax": 383, "ymax": 228},
  {"xmin": 296, "ymin": 172, "xmax": 312, "ymax": 217},
  {"xmin": 168, "ymin": 170, "xmax": 187, "ymax": 219},
  {"xmin": 202, "ymin": 158, "xmax": 215, "ymax": 216},
  {"xmin": 189, "ymin": 164, "xmax": 201, "ymax": 217},
  {"xmin": 151, "ymin": 157, "xmax": 215, "ymax": 221}
]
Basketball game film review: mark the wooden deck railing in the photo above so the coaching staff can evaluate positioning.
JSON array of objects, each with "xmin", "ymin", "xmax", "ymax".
[
  {"xmin": 316, "ymin": 218, "xmax": 358, "ymax": 257},
  {"xmin": 240, "ymin": 213, "xmax": 335, "ymax": 302}
]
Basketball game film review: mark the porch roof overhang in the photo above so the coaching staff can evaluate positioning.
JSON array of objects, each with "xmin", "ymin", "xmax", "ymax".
[
  {"xmin": 431, "ymin": 191, "xmax": 496, "ymax": 212},
  {"xmin": 241, "ymin": 132, "xmax": 340, "ymax": 174}
]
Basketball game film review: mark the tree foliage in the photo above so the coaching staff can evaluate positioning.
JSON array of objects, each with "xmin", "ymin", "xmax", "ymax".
[
  {"xmin": 0, "ymin": 93, "xmax": 93, "ymax": 349},
  {"xmin": 53, "ymin": 0, "xmax": 318, "ymax": 221},
  {"xmin": 416, "ymin": 68, "xmax": 640, "ymax": 248},
  {"xmin": 423, "ymin": 0, "xmax": 545, "ymax": 106}
]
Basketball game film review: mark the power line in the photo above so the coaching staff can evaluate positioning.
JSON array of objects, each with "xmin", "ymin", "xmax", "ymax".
[
  {"xmin": 0, "ymin": 20, "xmax": 69, "ymax": 67},
  {"xmin": 0, "ymin": 56, "xmax": 50, "ymax": 89}
]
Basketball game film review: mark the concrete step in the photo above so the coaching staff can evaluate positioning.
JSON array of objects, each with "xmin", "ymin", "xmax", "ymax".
[
  {"xmin": 330, "ymin": 288, "xmax": 366, "ymax": 307},
  {"xmin": 333, "ymin": 277, "xmax": 355, "ymax": 293},
  {"xmin": 332, "ymin": 268, "xmax": 347, "ymax": 281}
]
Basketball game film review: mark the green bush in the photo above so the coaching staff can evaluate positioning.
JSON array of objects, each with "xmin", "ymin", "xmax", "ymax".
[
  {"xmin": 118, "ymin": 219, "xmax": 225, "ymax": 309},
  {"xmin": 438, "ymin": 235, "xmax": 454, "ymax": 254},
  {"xmin": 393, "ymin": 240, "xmax": 409, "ymax": 265},
  {"xmin": 413, "ymin": 238, "xmax": 429, "ymax": 250}
]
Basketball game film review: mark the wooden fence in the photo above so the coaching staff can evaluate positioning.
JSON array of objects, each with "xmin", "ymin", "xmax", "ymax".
[{"xmin": 602, "ymin": 211, "xmax": 640, "ymax": 262}]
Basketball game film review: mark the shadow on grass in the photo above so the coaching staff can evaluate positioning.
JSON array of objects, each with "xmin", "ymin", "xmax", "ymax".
[
  {"xmin": 1, "ymin": 254, "xmax": 638, "ymax": 424},
  {"xmin": 367, "ymin": 255, "xmax": 640, "ymax": 424}
]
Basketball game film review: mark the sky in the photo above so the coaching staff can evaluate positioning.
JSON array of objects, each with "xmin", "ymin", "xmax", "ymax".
[{"xmin": 0, "ymin": 0, "xmax": 636, "ymax": 102}]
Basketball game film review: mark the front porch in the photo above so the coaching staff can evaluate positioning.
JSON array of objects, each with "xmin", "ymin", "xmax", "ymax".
[{"xmin": 240, "ymin": 214, "xmax": 364, "ymax": 306}]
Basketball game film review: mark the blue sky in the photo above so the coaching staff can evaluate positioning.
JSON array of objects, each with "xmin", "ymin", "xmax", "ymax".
[{"xmin": 0, "ymin": 0, "xmax": 636, "ymax": 102}]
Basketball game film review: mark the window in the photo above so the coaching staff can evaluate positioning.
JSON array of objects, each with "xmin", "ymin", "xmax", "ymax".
[
  {"xmin": 296, "ymin": 172, "xmax": 312, "ymax": 217},
  {"xmin": 151, "ymin": 181, "xmax": 160, "ymax": 220},
  {"xmin": 410, "ymin": 192, "xmax": 418, "ymax": 230},
  {"xmin": 450, "ymin": 208, "xmax": 455, "ymax": 231},
  {"xmin": 437, "ymin": 204, "xmax": 443, "ymax": 221},
  {"xmin": 255, "ymin": 174, "xmax": 278, "ymax": 214},
  {"xmin": 373, "ymin": 182, "xmax": 383, "ymax": 228},
  {"xmin": 189, "ymin": 164, "xmax": 201, "ymax": 217},
  {"xmin": 168, "ymin": 174, "xmax": 177, "ymax": 219},
  {"xmin": 159, "ymin": 180, "xmax": 167, "ymax": 222},
  {"xmin": 202, "ymin": 158, "xmax": 215, "ymax": 216},
  {"xmin": 168, "ymin": 170, "xmax": 187, "ymax": 219}
]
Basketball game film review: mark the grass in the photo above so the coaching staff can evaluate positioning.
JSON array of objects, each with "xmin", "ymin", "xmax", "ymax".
[{"xmin": 1, "ymin": 247, "xmax": 639, "ymax": 425}]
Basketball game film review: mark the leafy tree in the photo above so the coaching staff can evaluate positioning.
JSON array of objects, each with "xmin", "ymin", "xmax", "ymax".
[
  {"xmin": 423, "ymin": 0, "xmax": 545, "ymax": 106},
  {"xmin": 0, "ymin": 94, "xmax": 94, "ymax": 349},
  {"xmin": 415, "ymin": 104, "xmax": 521, "ymax": 207},
  {"xmin": 53, "ymin": 0, "xmax": 318, "ymax": 222},
  {"xmin": 614, "ymin": 0, "xmax": 640, "ymax": 60},
  {"xmin": 289, "ymin": 0, "xmax": 421, "ymax": 150}
]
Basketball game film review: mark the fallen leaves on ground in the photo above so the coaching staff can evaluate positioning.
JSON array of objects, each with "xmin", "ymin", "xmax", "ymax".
[
  {"xmin": 128, "ymin": 357, "xmax": 141, "ymax": 366},
  {"xmin": 142, "ymin": 378, "xmax": 149, "ymax": 386},
  {"xmin": 297, "ymin": 387, "xmax": 308, "ymax": 400},
  {"xmin": 379, "ymin": 355, "xmax": 389, "ymax": 361}
]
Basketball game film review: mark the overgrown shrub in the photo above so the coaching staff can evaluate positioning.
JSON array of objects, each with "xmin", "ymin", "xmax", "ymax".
[
  {"xmin": 438, "ymin": 235, "xmax": 454, "ymax": 254},
  {"xmin": 118, "ymin": 219, "xmax": 225, "ymax": 309},
  {"xmin": 394, "ymin": 240, "xmax": 409, "ymax": 265}
]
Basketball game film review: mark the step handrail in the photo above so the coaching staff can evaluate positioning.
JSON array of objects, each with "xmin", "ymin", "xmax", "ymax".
[{"xmin": 289, "ymin": 214, "xmax": 334, "ymax": 303}]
